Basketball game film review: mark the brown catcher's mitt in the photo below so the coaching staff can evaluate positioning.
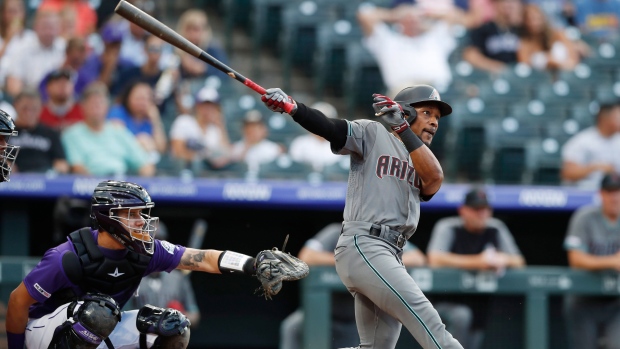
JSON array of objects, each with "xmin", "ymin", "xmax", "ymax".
[{"xmin": 254, "ymin": 248, "xmax": 309, "ymax": 299}]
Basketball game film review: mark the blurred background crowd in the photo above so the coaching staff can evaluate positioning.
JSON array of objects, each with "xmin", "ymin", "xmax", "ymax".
[{"xmin": 0, "ymin": 0, "xmax": 617, "ymax": 188}]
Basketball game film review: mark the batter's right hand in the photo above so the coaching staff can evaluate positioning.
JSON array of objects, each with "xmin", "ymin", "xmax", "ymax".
[
  {"xmin": 372, "ymin": 93, "xmax": 408, "ymax": 134},
  {"xmin": 261, "ymin": 88, "xmax": 297, "ymax": 115}
]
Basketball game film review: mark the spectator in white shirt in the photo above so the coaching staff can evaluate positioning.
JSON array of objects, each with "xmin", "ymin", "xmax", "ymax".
[
  {"xmin": 562, "ymin": 101, "xmax": 620, "ymax": 189},
  {"xmin": 169, "ymin": 86, "xmax": 232, "ymax": 170},
  {"xmin": 357, "ymin": 3, "xmax": 456, "ymax": 93},
  {"xmin": 0, "ymin": 0, "xmax": 36, "ymax": 88},
  {"xmin": 231, "ymin": 110, "xmax": 283, "ymax": 173},
  {"xmin": 5, "ymin": 9, "xmax": 66, "ymax": 97},
  {"xmin": 288, "ymin": 101, "xmax": 341, "ymax": 172}
]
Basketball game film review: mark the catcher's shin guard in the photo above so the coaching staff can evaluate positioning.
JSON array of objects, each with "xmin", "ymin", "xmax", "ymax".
[
  {"xmin": 48, "ymin": 293, "xmax": 121, "ymax": 349},
  {"xmin": 136, "ymin": 304, "xmax": 191, "ymax": 349}
]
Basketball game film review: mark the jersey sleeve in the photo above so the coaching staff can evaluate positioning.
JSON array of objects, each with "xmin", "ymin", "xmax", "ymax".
[
  {"xmin": 147, "ymin": 239, "xmax": 187, "ymax": 274},
  {"xmin": 23, "ymin": 247, "xmax": 74, "ymax": 304},
  {"xmin": 563, "ymin": 207, "xmax": 592, "ymax": 252},
  {"xmin": 489, "ymin": 218, "xmax": 523, "ymax": 256},
  {"xmin": 337, "ymin": 120, "xmax": 379, "ymax": 159},
  {"xmin": 427, "ymin": 217, "xmax": 458, "ymax": 253}
]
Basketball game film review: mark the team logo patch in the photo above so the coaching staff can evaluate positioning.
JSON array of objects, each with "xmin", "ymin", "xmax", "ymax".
[
  {"xmin": 34, "ymin": 283, "xmax": 51, "ymax": 298},
  {"xmin": 160, "ymin": 240, "xmax": 176, "ymax": 255},
  {"xmin": 428, "ymin": 89, "xmax": 440, "ymax": 100}
]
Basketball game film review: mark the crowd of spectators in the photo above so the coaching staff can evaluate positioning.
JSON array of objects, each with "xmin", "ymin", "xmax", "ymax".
[{"xmin": 0, "ymin": 0, "xmax": 618, "ymax": 186}]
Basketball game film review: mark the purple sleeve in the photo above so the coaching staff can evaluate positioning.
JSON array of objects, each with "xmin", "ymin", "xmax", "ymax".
[
  {"xmin": 145, "ymin": 239, "xmax": 186, "ymax": 275},
  {"xmin": 23, "ymin": 244, "xmax": 74, "ymax": 304}
]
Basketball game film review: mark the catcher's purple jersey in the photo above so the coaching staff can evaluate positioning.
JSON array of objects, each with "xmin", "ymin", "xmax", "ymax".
[{"xmin": 24, "ymin": 229, "xmax": 185, "ymax": 319}]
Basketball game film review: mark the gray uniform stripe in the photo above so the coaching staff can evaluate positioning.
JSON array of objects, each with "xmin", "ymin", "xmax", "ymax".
[{"xmin": 354, "ymin": 235, "xmax": 442, "ymax": 349}]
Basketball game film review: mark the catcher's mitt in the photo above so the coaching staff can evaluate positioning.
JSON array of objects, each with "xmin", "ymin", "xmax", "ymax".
[{"xmin": 255, "ymin": 248, "xmax": 309, "ymax": 299}]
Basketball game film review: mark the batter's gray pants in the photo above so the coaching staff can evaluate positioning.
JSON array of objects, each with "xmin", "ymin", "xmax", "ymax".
[{"xmin": 335, "ymin": 232, "xmax": 463, "ymax": 349}]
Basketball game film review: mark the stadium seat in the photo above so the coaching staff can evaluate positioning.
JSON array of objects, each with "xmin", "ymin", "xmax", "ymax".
[
  {"xmin": 343, "ymin": 42, "xmax": 385, "ymax": 117},
  {"xmin": 476, "ymin": 77, "xmax": 531, "ymax": 104},
  {"xmin": 259, "ymin": 155, "xmax": 315, "ymax": 180},
  {"xmin": 451, "ymin": 61, "xmax": 491, "ymax": 85},
  {"xmin": 500, "ymin": 63, "xmax": 552, "ymax": 85},
  {"xmin": 594, "ymin": 82, "xmax": 620, "ymax": 103},
  {"xmin": 265, "ymin": 113, "xmax": 307, "ymax": 144},
  {"xmin": 252, "ymin": 0, "xmax": 289, "ymax": 53},
  {"xmin": 583, "ymin": 42, "xmax": 619, "ymax": 73},
  {"xmin": 507, "ymin": 99, "xmax": 567, "ymax": 134},
  {"xmin": 223, "ymin": 0, "xmax": 253, "ymax": 52},
  {"xmin": 524, "ymin": 138, "xmax": 563, "ymax": 185},
  {"xmin": 443, "ymin": 98, "xmax": 507, "ymax": 181},
  {"xmin": 314, "ymin": 20, "xmax": 363, "ymax": 99},
  {"xmin": 483, "ymin": 118, "xmax": 541, "ymax": 184},
  {"xmin": 534, "ymin": 80, "xmax": 592, "ymax": 105},
  {"xmin": 557, "ymin": 63, "xmax": 613, "ymax": 88},
  {"xmin": 280, "ymin": 1, "xmax": 343, "ymax": 85},
  {"xmin": 567, "ymin": 101, "xmax": 598, "ymax": 129}
]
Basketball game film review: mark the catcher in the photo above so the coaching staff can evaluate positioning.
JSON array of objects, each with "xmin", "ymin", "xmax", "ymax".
[{"xmin": 6, "ymin": 180, "xmax": 308, "ymax": 349}]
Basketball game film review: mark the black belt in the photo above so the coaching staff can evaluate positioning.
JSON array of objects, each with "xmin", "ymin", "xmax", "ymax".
[{"xmin": 369, "ymin": 224, "xmax": 406, "ymax": 248}]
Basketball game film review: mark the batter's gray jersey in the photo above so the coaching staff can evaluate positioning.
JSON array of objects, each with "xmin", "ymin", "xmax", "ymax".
[{"xmin": 333, "ymin": 120, "xmax": 463, "ymax": 349}]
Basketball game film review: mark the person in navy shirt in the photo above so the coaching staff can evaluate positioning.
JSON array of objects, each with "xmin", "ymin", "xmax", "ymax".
[{"xmin": 6, "ymin": 180, "xmax": 274, "ymax": 349}]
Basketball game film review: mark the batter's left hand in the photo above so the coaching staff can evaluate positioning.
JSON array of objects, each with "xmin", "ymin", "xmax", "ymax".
[{"xmin": 372, "ymin": 94, "xmax": 408, "ymax": 133}]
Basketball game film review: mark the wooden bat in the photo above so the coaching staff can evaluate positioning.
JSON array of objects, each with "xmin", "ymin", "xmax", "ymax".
[{"xmin": 114, "ymin": 0, "xmax": 295, "ymax": 114}]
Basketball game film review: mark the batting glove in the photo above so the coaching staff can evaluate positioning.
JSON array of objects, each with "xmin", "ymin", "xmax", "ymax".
[
  {"xmin": 372, "ymin": 94, "xmax": 408, "ymax": 134},
  {"xmin": 261, "ymin": 88, "xmax": 298, "ymax": 115}
]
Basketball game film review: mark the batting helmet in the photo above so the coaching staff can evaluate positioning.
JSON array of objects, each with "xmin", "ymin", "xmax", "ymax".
[
  {"xmin": 393, "ymin": 85, "xmax": 452, "ymax": 123},
  {"xmin": 91, "ymin": 180, "xmax": 159, "ymax": 255},
  {"xmin": 0, "ymin": 109, "xmax": 19, "ymax": 182}
]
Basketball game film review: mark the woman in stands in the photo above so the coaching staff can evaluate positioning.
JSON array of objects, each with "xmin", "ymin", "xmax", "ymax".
[
  {"xmin": 517, "ymin": 4, "xmax": 580, "ymax": 72},
  {"xmin": 108, "ymin": 81, "xmax": 167, "ymax": 164}
]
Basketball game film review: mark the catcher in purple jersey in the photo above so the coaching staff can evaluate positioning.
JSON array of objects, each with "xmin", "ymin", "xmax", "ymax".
[
  {"xmin": 261, "ymin": 85, "xmax": 463, "ymax": 349},
  {"xmin": 6, "ymin": 180, "xmax": 308, "ymax": 349}
]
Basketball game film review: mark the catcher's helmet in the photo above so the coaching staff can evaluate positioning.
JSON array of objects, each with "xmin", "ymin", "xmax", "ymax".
[
  {"xmin": 0, "ymin": 109, "xmax": 19, "ymax": 182},
  {"xmin": 393, "ymin": 85, "xmax": 452, "ymax": 123},
  {"xmin": 91, "ymin": 180, "xmax": 159, "ymax": 255}
]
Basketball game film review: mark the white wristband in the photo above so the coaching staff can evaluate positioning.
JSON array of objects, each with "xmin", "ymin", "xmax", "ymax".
[{"xmin": 218, "ymin": 251, "xmax": 253, "ymax": 274}]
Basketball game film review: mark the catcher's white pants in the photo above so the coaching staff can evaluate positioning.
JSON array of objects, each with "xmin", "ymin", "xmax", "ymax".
[{"xmin": 25, "ymin": 302, "xmax": 157, "ymax": 349}]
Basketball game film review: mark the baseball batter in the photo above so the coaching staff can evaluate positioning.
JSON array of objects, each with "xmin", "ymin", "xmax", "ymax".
[{"xmin": 261, "ymin": 85, "xmax": 462, "ymax": 349}]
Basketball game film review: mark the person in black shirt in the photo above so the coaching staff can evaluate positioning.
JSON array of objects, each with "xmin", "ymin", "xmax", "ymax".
[
  {"xmin": 11, "ymin": 89, "xmax": 68, "ymax": 174},
  {"xmin": 426, "ymin": 187, "xmax": 525, "ymax": 349},
  {"xmin": 463, "ymin": 0, "xmax": 524, "ymax": 74}
]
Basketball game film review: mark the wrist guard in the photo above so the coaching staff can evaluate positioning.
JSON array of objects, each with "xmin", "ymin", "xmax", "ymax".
[{"xmin": 218, "ymin": 250, "xmax": 256, "ymax": 275}]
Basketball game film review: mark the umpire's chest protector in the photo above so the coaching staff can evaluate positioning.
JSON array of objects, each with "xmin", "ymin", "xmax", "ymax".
[{"xmin": 62, "ymin": 228, "xmax": 152, "ymax": 296}]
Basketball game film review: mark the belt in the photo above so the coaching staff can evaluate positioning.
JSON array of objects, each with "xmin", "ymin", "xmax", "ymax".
[{"xmin": 369, "ymin": 224, "xmax": 406, "ymax": 248}]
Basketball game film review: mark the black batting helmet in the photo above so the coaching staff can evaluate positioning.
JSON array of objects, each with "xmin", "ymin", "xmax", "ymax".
[
  {"xmin": 0, "ymin": 109, "xmax": 19, "ymax": 182},
  {"xmin": 393, "ymin": 85, "xmax": 452, "ymax": 123},
  {"xmin": 91, "ymin": 180, "xmax": 159, "ymax": 255}
]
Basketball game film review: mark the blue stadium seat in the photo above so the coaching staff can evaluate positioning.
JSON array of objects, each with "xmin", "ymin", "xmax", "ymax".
[{"xmin": 314, "ymin": 20, "xmax": 363, "ymax": 99}]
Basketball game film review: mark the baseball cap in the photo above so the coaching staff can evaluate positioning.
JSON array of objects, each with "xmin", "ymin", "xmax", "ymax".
[
  {"xmin": 195, "ymin": 86, "xmax": 220, "ymax": 104},
  {"xmin": 101, "ymin": 22, "xmax": 124, "ymax": 44},
  {"xmin": 601, "ymin": 173, "xmax": 620, "ymax": 191},
  {"xmin": 463, "ymin": 188, "xmax": 490, "ymax": 208}
]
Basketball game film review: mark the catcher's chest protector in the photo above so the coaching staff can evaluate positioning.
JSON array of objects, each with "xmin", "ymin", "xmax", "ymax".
[{"xmin": 62, "ymin": 228, "xmax": 152, "ymax": 296}]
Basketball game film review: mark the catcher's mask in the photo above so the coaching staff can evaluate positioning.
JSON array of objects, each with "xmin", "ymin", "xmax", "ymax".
[
  {"xmin": 0, "ymin": 109, "xmax": 19, "ymax": 182},
  {"xmin": 91, "ymin": 180, "xmax": 159, "ymax": 255},
  {"xmin": 393, "ymin": 85, "xmax": 452, "ymax": 124}
]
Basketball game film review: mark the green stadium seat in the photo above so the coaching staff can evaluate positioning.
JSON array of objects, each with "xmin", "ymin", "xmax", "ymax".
[
  {"xmin": 483, "ymin": 118, "xmax": 542, "ymax": 184},
  {"xmin": 223, "ymin": 0, "xmax": 253, "ymax": 52},
  {"xmin": 567, "ymin": 101, "xmax": 598, "ymax": 129},
  {"xmin": 343, "ymin": 42, "xmax": 385, "ymax": 117},
  {"xmin": 451, "ymin": 61, "xmax": 491, "ymax": 85},
  {"xmin": 314, "ymin": 20, "xmax": 363, "ymax": 99},
  {"xmin": 507, "ymin": 100, "xmax": 567, "ymax": 134},
  {"xmin": 259, "ymin": 155, "xmax": 315, "ymax": 180},
  {"xmin": 252, "ymin": 0, "xmax": 289, "ymax": 54},
  {"xmin": 500, "ymin": 63, "xmax": 553, "ymax": 84},
  {"xmin": 524, "ymin": 138, "xmax": 563, "ymax": 185},
  {"xmin": 557, "ymin": 63, "xmax": 613, "ymax": 88},
  {"xmin": 583, "ymin": 42, "xmax": 619, "ymax": 73},
  {"xmin": 476, "ymin": 77, "xmax": 531, "ymax": 104},
  {"xmin": 443, "ymin": 98, "xmax": 506, "ymax": 181},
  {"xmin": 265, "ymin": 113, "xmax": 307, "ymax": 144},
  {"xmin": 534, "ymin": 80, "xmax": 592, "ymax": 104},
  {"xmin": 594, "ymin": 82, "xmax": 620, "ymax": 103}
]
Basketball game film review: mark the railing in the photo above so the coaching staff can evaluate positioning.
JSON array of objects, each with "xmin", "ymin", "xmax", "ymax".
[{"xmin": 301, "ymin": 266, "xmax": 620, "ymax": 349}]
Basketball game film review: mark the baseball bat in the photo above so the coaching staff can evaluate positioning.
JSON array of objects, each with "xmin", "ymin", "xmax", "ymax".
[{"xmin": 114, "ymin": 0, "xmax": 295, "ymax": 114}]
